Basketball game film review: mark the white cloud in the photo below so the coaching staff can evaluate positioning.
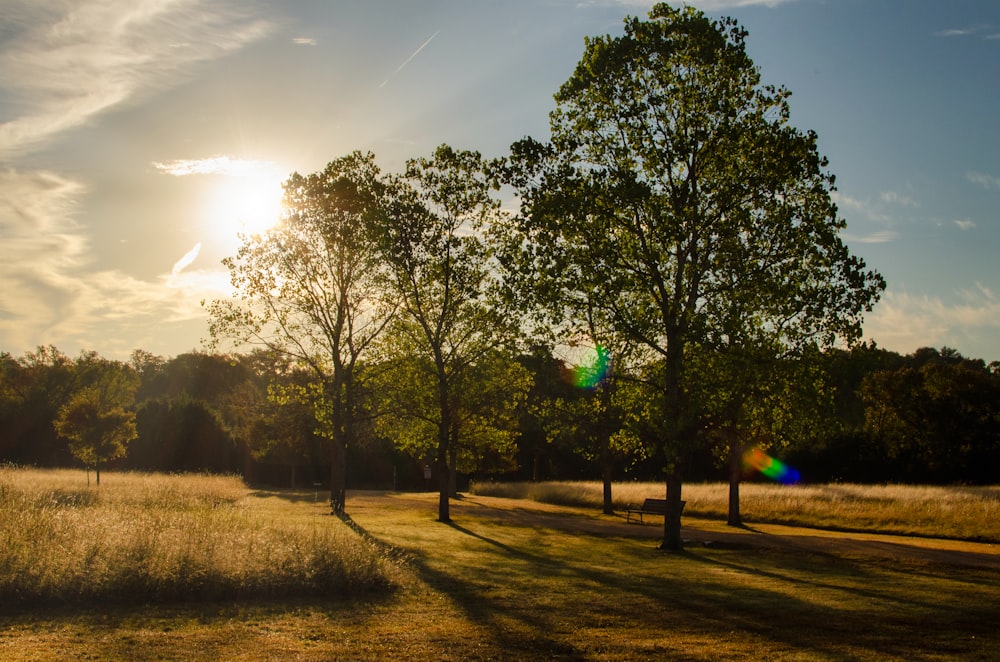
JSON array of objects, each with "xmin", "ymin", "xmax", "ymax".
[
  {"xmin": 879, "ymin": 190, "xmax": 919, "ymax": 207},
  {"xmin": 864, "ymin": 284, "xmax": 1000, "ymax": 360},
  {"xmin": 594, "ymin": 0, "xmax": 795, "ymax": 7},
  {"xmin": 833, "ymin": 191, "xmax": 900, "ymax": 245},
  {"xmin": 0, "ymin": 0, "xmax": 276, "ymax": 159},
  {"xmin": 935, "ymin": 24, "xmax": 993, "ymax": 38},
  {"xmin": 842, "ymin": 230, "xmax": 898, "ymax": 244},
  {"xmin": 953, "ymin": 219, "xmax": 976, "ymax": 231},
  {"xmin": 293, "ymin": 37, "xmax": 317, "ymax": 46},
  {"xmin": 967, "ymin": 171, "xmax": 1000, "ymax": 190},
  {"xmin": 153, "ymin": 156, "xmax": 280, "ymax": 178},
  {"xmin": 937, "ymin": 28, "xmax": 978, "ymax": 37},
  {"xmin": 832, "ymin": 191, "xmax": 892, "ymax": 224}
]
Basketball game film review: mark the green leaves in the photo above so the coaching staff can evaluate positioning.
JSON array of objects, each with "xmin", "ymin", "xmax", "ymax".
[{"xmin": 54, "ymin": 358, "xmax": 139, "ymax": 471}]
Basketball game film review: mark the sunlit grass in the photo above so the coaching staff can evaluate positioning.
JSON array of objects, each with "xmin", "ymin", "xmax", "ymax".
[
  {"xmin": 470, "ymin": 480, "xmax": 1000, "ymax": 542},
  {"xmin": 0, "ymin": 467, "xmax": 395, "ymax": 607},
  {"xmin": 3, "ymin": 488, "xmax": 999, "ymax": 660}
]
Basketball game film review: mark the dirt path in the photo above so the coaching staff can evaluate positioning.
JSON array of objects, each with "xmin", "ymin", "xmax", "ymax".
[{"xmin": 347, "ymin": 490, "xmax": 1000, "ymax": 571}]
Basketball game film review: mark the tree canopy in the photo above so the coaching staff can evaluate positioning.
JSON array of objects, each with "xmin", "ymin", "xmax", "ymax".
[
  {"xmin": 502, "ymin": 4, "xmax": 885, "ymax": 548},
  {"xmin": 53, "ymin": 356, "xmax": 139, "ymax": 484}
]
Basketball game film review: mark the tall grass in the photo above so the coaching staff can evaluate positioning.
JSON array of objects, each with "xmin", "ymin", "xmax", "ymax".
[
  {"xmin": 0, "ymin": 467, "xmax": 395, "ymax": 607},
  {"xmin": 470, "ymin": 480, "xmax": 1000, "ymax": 542}
]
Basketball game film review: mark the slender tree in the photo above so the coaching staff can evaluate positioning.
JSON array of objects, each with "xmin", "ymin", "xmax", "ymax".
[
  {"xmin": 377, "ymin": 145, "xmax": 516, "ymax": 522},
  {"xmin": 505, "ymin": 4, "xmax": 884, "ymax": 549},
  {"xmin": 54, "ymin": 356, "xmax": 139, "ymax": 485},
  {"xmin": 207, "ymin": 152, "xmax": 395, "ymax": 513}
]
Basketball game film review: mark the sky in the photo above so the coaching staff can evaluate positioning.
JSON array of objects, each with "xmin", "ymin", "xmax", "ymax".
[{"xmin": 1, "ymin": 0, "xmax": 998, "ymax": 363}]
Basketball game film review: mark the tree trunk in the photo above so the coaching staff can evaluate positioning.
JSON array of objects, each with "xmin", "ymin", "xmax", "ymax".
[
  {"xmin": 728, "ymin": 432, "xmax": 743, "ymax": 527},
  {"xmin": 437, "ymin": 448, "xmax": 450, "ymax": 522},
  {"xmin": 95, "ymin": 462, "xmax": 101, "ymax": 486},
  {"xmin": 601, "ymin": 455, "xmax": 614, "ymax": 515},
  {"xmin": 436, "ymin": 364, "xmax": 452, "ymax": 523},
  {"xmin": 660, "ymin": 329, "xmax": 686, "ymax": 551},
  {"xmin": 329, "ymin": 437, "xmax": 346, "ymax": 514},
  {"xmin": 448, "ymin": 446, "xmax": 458, "ymax": 498},
  {"xmin": 661, "ymin": 473, "xmax": 683, "ymax": 550},
  {"xmin": 328, "ymin": 374, "xmax": 347, "ymax": 515}
]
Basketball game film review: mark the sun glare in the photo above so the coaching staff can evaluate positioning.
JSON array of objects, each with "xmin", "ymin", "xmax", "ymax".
[{"xmin": 205, "ymin": 173, "xmax": 285, "ymax": 244}]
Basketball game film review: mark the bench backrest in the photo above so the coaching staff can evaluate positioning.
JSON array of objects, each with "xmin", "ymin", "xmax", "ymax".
[{"xmin": 641, "ymin": 498, "xmax": 668, "ymax": 513}]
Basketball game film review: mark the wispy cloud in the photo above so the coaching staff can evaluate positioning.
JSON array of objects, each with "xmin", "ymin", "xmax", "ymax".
[
  {"xmin": 833, "ymin": 192, "xmax": 892, "ymax": 224},
  {"xmin": 936, "ymin": 27, "xmax": 981, "ymax": 37},
  {"xmin": 292, "ymin": 37, "xmax": 317, "ymax": 46},
  {"xmin": 583, "ymin": 0, "xmax": 797, "ymax": 7},
  {"xmin": 879, "ymin": 190, "xmax": 919, "ymax": 207},
  {"xmin": 834, "ymin": 187, "xmax": 925, "ymax": 245},
  {"xmin": 153, "ymin": 156, "xmax": 280, "ymax": 178},
  {"xmin": 864, "ymin": 284, "xmax": 1000, "ymax": 360},
  {"xmin": 0, "ymin": 167, "xmax": 231, "ymax": 359},
  {"xmin": 379, "ymin": 30, "xmax": 441, "ymax": 89},
  {"xmin": 687, "ymin": 0, "xmax": 795, "ymax": 6},
  {"xmin": 953, "ymin": 219, "xmax": 977, "ymax": 231},
  {"xmin": 843, "ymin": 230, "xmax": 898, "ymax": 244},
  {"xmin": 967, "ymin": 171, "xmax": 1000, "ymax": 190},
  {"xmin": 935, "ymin": 23, "xmax": 994, "ymax": 38},
  {"xmin": 0, "ymin": 0, "xmax": 276, "ymax": 160},
  {"xmin": 0, "ymin": 169, "xmax": 88, "ymax": 329}
]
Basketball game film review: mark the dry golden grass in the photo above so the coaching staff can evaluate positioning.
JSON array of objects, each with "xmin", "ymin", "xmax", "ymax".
[
  {"xmin": 2, "ymin": 488, "xmax": 999, "ymax": 660},
  {"xmin": 0, "ymin": 467, "xmax": 395, "ymax": 606},
  {"xmin": 470, "ymin": 480, "xmax": 1000, "ymax": 542}
]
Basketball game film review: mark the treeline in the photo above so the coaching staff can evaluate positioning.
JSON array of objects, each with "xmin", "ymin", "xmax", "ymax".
[{"xmin": 1, "ymin": 343, "xmax": 997, "ymax": 486}]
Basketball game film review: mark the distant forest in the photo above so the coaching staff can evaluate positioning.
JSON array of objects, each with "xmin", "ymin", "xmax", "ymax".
[{"xmin": 2, "ymin": 343, "xmax": 997, "ymax": 487}]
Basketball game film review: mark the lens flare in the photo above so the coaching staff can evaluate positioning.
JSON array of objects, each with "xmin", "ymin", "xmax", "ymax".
[
  {"xmin": 574, "ymin": 345, "xmax": 610, "ymax": 389},
  {"xmin": 742, "ymin": 448, "xmax": 801, "ymax": 485}
]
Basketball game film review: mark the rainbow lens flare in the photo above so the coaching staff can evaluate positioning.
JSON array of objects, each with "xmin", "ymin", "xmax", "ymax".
[
  {"xmin": 574, "ymin": 345, "xmax": 610, "ymax": 389},
  {"xmin": 742, "ymin": 448, "xmax": 801, "ymax": 485}
]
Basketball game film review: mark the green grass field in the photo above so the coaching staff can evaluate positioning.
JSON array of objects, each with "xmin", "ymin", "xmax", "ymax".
[{"xmin": 2, "ymin": 469, "xmax": 999, "ymax": 660}]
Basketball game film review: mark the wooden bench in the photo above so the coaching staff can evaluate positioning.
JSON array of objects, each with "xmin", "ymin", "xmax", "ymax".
[{"xmin": 626, "ymin": 498, "xmax": 686, "ymax": 524}]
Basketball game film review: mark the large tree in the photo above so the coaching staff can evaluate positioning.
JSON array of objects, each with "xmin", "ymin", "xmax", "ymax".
[
  {"xmin": 377, "ymin": 145, "xmax": 517, "ymax": 522},
  {"xmin": 505, "ymin": 4, "xmax": 884, "ymax": 549},
  {"xmin": 207, "ymin": 152, "xmax": 394, "ymax": 513}
]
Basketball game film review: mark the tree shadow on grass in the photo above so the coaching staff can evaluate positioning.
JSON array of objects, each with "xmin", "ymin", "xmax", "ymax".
[
  {"xmin": 248, "ymin": 488, "xmax": 331, "ymax": 505},
  {"xmin": 349, "ymin": 502, "xmax": 1000, "ymax": 661}
]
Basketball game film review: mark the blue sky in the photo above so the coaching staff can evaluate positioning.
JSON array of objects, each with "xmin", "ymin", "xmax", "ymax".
[{"xmin": 1, "ymin": 0, "xmax": 998, "ymax": 362}]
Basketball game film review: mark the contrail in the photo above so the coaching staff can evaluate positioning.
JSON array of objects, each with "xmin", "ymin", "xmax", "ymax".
[
  {"xmin": 379, "ymin": 30, "xmax": 440, "ymax": 89},
  {"xmin": 171, "ymin": 243, "xmax": 201, "ymax": 276}
]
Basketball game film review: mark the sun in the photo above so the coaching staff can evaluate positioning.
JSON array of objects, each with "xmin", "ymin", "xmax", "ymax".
[{"xmin": 206, "ymin": 173, "xmax": 285, "ymax": 240}]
